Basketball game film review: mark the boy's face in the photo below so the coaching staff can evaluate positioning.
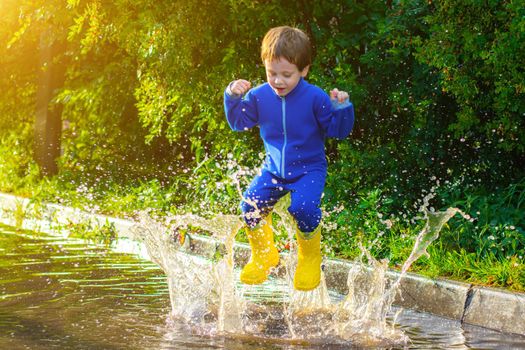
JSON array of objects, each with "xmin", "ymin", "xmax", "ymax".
[{"xmin": 264, "ymin": 57, "xmax": 309, "ymax": 97}]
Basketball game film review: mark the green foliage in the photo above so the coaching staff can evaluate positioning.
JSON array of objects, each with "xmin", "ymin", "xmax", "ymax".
[
  {"xmin": 416, "ymin": 247, "xmax": 525, "ymax": 291},
  {"xmin": 323, "ymin": 189, "xmax": 394, "ymax": 258},
  {"xmin": 416, "ymin": 0, "xmax": 525, "ymax": 152},
  {"xmin": 0, "ymin": 129, "xmax": 41, "ymax": 195},
  {"xmin": 67, "ymin": 219, "xmax": 117, "ymax": 245},
  {"xmin": 438, "ymin": 179, "xmax": 525, "ymax": 259}
]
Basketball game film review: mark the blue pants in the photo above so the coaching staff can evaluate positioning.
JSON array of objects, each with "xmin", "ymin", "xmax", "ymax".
[{"xmin": 240, "ymin": 169, "xmax": 326, "ymax": 233}]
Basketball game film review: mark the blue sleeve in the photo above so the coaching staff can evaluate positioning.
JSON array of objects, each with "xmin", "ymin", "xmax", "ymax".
[
  {"xmin": 315, "ymin": 93, "xmax": 355, "ymax": 140},
  {"xmin": 223, "ymin": 86, "xmax": 259, "ymax": 131}
]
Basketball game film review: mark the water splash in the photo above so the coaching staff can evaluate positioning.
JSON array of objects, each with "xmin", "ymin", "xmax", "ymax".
[
  {"xmin": 131, "ymin": 212, "xmax": 246, "ymax": 335},
  {"xmin": 402, "ymin": 207, "xmax": 467, "ymax": 274},
  {"xmin": 130, "ymin": 194, "xmax": 465, "ymax": 347}
]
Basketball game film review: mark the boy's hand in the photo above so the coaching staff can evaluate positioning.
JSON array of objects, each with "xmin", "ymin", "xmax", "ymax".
[
  {"xmin": 330, "ymin": 88, "xmax": 349, "ymax": 103},
  {"xmin": 230, "ymin": 79, "xmax": 252, "ymax": 96}
]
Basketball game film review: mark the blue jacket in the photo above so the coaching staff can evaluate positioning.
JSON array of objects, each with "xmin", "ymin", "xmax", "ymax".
[{"xmin": 224, "ymin": 78, "xmax": 355, "ymax": 180}]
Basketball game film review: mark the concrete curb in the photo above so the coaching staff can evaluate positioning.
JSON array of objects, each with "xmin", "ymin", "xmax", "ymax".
[
  {"xmin": 463, "ymin": 286, "xmax": 525, "ymax": 335},
  {"xmin": 1, "ymin": 192, "xmax": 523, "ymax": 335}
]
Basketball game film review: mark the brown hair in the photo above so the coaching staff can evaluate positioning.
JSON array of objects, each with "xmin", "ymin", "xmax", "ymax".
[{"xmin": 261, "ymin": 26, "xmax": 312, "ymax": 71}]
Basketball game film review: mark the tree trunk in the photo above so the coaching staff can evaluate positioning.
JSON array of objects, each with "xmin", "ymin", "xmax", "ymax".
[{"xmin": 34, "ymin": 30, "xmax": 65, "ymax": 176}]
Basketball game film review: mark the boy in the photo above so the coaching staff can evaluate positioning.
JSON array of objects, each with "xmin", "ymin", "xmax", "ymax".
[{"xmin": 224, "ymin": 26, "xmax": 354, "ymax": 291}]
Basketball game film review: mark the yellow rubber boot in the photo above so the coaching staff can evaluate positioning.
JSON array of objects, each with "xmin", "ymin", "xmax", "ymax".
[
  {"xmin": 294, "ymin": 226, "xmax": 322, "ymax": 291},
  {"xmin": 240, "ymin": 216, "xmax": 279, "ymax": 284}
]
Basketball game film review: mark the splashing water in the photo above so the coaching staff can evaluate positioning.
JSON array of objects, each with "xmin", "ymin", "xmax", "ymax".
[
  {"xmin": 131, "ymin": 212, "xmax": 245, "ymax": 335},
  {"xmin": 130, "ymin": 194, "xmax": 465, "ymax": 347},
  {"xmin": 402, "ymin": 207, "xmax": 468, "ymax": 275}
]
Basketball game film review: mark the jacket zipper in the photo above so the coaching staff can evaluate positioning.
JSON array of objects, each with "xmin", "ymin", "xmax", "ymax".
[{"xmin": 281, "ymin": 97, "xmax": 287, "ymax": 178}]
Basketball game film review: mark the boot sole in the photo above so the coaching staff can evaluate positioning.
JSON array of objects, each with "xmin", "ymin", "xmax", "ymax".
[{"xmin": 293, "ymin": 280, "xmax": 320, "ymax": 291}]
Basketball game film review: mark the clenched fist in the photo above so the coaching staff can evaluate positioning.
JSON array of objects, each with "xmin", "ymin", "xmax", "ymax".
[
  {"xmin": 330, "ymin": 88, "xmax": 349, "ymax": 103},
  {"xmin": 229, "ymin": 79, "xmax": 252, "ymax": 96}
]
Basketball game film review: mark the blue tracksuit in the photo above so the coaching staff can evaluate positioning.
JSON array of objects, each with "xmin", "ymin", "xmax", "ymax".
[{"xmin": 224, "ymin": 78, "xmax": 354, "ymax": 232}]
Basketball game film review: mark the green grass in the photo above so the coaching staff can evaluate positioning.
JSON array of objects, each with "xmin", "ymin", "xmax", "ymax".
[{"xmin": 414, "ymin": 246, "xmax": 525, "ymax": 291}]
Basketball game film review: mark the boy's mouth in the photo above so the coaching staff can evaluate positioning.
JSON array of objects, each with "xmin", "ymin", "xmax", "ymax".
[{"xmin": 275, "ymin": 87, "xmax": 286, "ymax": 95}]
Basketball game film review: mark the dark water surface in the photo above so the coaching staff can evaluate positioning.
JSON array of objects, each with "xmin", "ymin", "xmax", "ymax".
[{"xmin": 1, "ymin": 224, "xmax": 524, "ymax": 349}]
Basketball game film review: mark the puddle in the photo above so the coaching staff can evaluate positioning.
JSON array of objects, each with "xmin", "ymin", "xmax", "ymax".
[{"xmin": 1, "ymin": 223, "xmax": 525, "ymax": 349}]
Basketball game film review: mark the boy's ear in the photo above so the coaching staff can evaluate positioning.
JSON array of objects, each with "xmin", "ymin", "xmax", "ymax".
[{"xmin": 301, "ymin": 65, "xmax": 310, "ymax": 77}]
